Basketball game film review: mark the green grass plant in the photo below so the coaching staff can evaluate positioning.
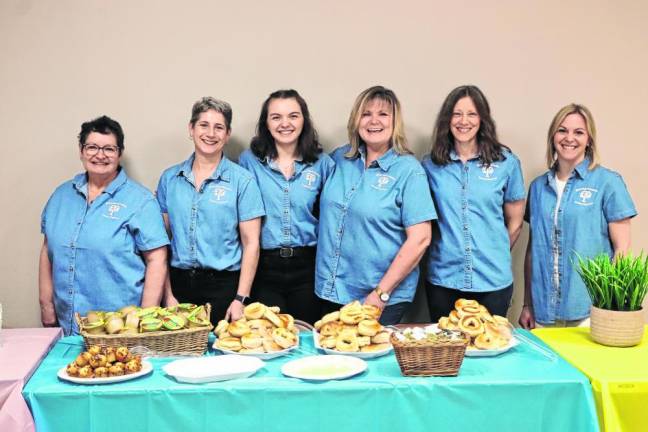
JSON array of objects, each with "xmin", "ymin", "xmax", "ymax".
[{"xmin": 576, "ymin": 252, "xmax": 648, "ymax": 311}]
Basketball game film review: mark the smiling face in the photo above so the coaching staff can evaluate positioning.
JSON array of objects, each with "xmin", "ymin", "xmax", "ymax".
[
  {"xmin": 450, "ymin": 96, "xmax": 480, "ymax": 146},
  {"xmin": 358, "ymin": 98, "xmax": 393, "ymax": 150},
  {"xmin": 267, "ymin": 97, "xmax": 304, "ymax": 148},
  {"xmin": 189, "ymin": 109, "xmax": 231, "ymax": 158},
  {"xmin": 553, "ymin": 113, "xmax": 589, "ymax": 166},
  {"xmin": 80, "ymin": 132, "xmax": 121, "ymax": 178}
]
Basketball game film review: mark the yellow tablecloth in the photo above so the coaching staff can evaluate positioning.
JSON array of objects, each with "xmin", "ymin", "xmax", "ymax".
[{"xmin": 533, "ymin": 326, "xmax": 648, "ymax": 432}]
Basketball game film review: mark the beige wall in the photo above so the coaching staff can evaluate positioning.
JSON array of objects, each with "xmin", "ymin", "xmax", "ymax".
[{"xmin": 1, "ymin": 0, "xmax": 646, "ymax": 328}]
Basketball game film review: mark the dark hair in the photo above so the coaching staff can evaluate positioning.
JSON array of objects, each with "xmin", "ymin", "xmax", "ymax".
[
  {"xmin": 78, "ymin": 115, "xmax": 125, "ymax": 153},
  {"xmin": 430, "ymin": 85, "xmax": 508, "ymax": 166},
  {"xmin": 250, "ymin": 89, "xmax": 322, "ymax": 163}
]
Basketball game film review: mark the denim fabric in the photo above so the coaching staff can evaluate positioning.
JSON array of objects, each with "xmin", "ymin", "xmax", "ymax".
[
  {"xmin": 41, "ymin": 169, "xmax": 169, "ymax": 335},
  {"xmin": 526, "ymin": 159, "xmax": 637, "ymax": 323},
  {"xmin": 422, "ymin": 150, "xmax": 525, "ymax": 291},
  {"xmin": 157, "ymin": 153, "xmax": 265, "ymax": 271},
  {"xmin": 315, "ymin": 144, "xmax": 437, "ymax": 305},
  {"xmin": 238, "ymin": 149, "xmax": 334, "ymax": 249}
]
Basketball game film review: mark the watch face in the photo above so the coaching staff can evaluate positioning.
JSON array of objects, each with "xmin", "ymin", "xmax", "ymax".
[{"xmin": 380, "ymin": 293, "xmax": 390, "ymax": 302}]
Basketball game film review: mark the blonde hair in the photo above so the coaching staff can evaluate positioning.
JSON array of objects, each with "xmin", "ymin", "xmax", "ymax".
[
  {"xmin": 546, "ymin": 103, "xmax": 599, "ymax": 170},
  {"xmin": 345, "ymin": 86, "xmax": 411, "ymax": 158}
]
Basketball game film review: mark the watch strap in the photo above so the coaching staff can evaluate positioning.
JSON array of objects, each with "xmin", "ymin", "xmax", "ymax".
[{"xmin": 234, "ymin": 294, "xmax": 250, "ymax": 305}]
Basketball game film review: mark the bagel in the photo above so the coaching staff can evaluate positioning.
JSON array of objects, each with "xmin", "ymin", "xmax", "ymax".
[
  {"xmin": 262, "ymin": 339, "xmax": 283, "ymax": 352},
  {"xmin": 357, "ymin": 336, "xmax": 371, "ymax": 347},
  {"xmin": 457, "ymin": 304, "xmax": 482, "ymax": 318},
  {"xmin": 244, "ymin": 302, "xmax": 266, "ymax": 320},
  {"xmin": 361, "ymin": 304, "xmax": 381, "ymax": 320},
  {"xmin": 241, "ymin": 333, "xmax": 264, "ymax": 349},
  {"xmin": 438, "ymin": 316, "xmax": 451, "ymax": 330},
  {"xmin": 493, "ymin": 315, "xmax": 510, "ymax": 326},
  {"xmin": 214, "ymin": 319, "xmax": 229, "ymax": 337},
  {"xmin": 319, "ymin": 321, "xmax": 343, "ymax": 337},
  {"xmin": 278, "ymin": 314, "xmax": 295, "ymax": 330},
  {"xmin": 217, "ymin": 337, "xmax": 242, "ymax": 352},
  {"xmin": 272, "ymin": 327, "xmax": 297, "ymax": 349},
  {"xmin": 321, "ymin": 311, "xmax": 340, "ymax": 324},
  {"xmin": 340, "ymin": 308, "xmax": 364, "ymax": 325},
  {"xmin": 371, "ymin": 331, "xmax": 391, "ymax": 344},
  {"xmin": 357, "ymin": 319, "xmax": 381, "ymax": 337},
  {"xmin": 314, "ymin": 319, "xmax": 324, "ymax": 330},
  {"xmin": 247, "ymin": 318, "xmax": 273, "ymax": 332},
  {"xmin": 335, "ymin": 334, "xmax": 359, "ymax": 352},
  {"xmin": 474, "ymin": 333, "xmax": 500, "ymax": 350},
  {"xmin": 458, "ymin": 315, "xmax": 485, "ymax": 338},
  {"xmin": 485, "ymin": 322, "xmax": 512, "ymax": 341},
  {"xmin": 449, "ymin": 310, "xmax": 460, "ymax": 324},
  {"xmin": 341, "ymin": 324, "xmax": 359, "ymax": 335},
  {"xmin": 454, "ymin": 298, "xmax": 479, "ymax": 309},
  {"xmin": 268, "ymin": 306, "xmax": 281, "ymax": 313},
  {"xmin": 228, "ymin": 320, "xmax": 251, "ymax": 337},
  {"xmin": 319, "ymin": 336, "xmax": 338, "ymax": 349},
  {"xmin": 263, "ymin": 308, "xmax": 283, "ymax": 328},
  {"xmin": 360, "ymin": 343, "xmax": 390, "ymax": 352}
]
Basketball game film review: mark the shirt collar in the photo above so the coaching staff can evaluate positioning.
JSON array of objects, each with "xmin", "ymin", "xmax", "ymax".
[
  {"xmin": 73, "ymin": 167, "xmax": 127, "ymax": 197},
  {"xmin": 547, "ymin": 157, "xmax": 591, "ymax": 184},
  {"xmin": 358, "ymin": 144, "xmax": 398, "ymax": 171},
  {"xmin": 449, "ymin": 149, "xmax": 480, "ymax": 162},
  {"xmin": 178, "ymin": 153, "xmax": 231, "ymax": 183}
]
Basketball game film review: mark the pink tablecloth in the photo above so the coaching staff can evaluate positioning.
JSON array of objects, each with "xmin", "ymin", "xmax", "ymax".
[{"xmin": 0, "ymin": 328, "xmax": 62, "ymax": 432}]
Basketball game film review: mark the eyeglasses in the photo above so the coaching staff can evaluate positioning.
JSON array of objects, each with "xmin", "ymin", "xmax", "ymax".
[{"xmin": 82, "ymin": 144, "xmax": 120, "ymax": 157}]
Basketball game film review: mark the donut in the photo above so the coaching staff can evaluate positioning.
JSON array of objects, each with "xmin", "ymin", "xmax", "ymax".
[
  {"xmin": 474, "ymin": 333, "xmax": 499, "ymax": 350},
  {"xmin": 263, "ymin": 308, "xmax": 283, "ymax": 328},
  {"xmin": 244, "ymin": 302, "xmax": 266, "ymax": 320},
  {"xmin": 357, "ymin": 319, "xmax": 381, "ymax": 337},
  {"xmin": 458, "ymin": 315, "xmax": 485, "ymax": 338},
  {"xmin": 241, "ymin": 333, "xmax": 264, "ymax": 349},
  {"xmin": 320, "ymin": 321, "xmax": 343, "ymax": 337},
  {"xmin": 335, "ymin": 334, "xmax": 359, "ymax": 352},
  {"xmin": 361, "ymin": 304, "xmax": 382, "ymax": 320},
  {"xmin": 217, "ymin": 337, "xmax": 242, "ymax": 351},
  {"xmin": 449, "ymin": 310, "xmax": 460, "ymax": 324},
  {"xmin": 457, "ymin": 304, "xmax": 482, "ymax": 318},
  {"xmin": 228, "ymin": 320, "xmax": 251, "ymax": 337},
  {"xmin": 272, "ymin": 327, "xmax": 297, "ymax": 349},
  {"xmin": 321, "ymin": 311, "xmax": 340, "ymax": 324},
  {"xmin": 214, "ymin": 319, "xmax": 229, "ymax": 337},
  {"xmin": 371, "ymin": 331, "xmax": 391, "ymax": 344},
  {"xmin": 454, "ymin": 298, "xmax": 479, "ymax": 309},
  {"xmin": 360, "ymin": 343, "xmax": 390, "ymax": 352}
]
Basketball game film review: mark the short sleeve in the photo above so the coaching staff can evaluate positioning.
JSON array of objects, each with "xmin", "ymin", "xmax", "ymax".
[
  {"xmin": 320, "ymin": 153, "xmax": 336, "ymax": 184},
  {"xmin": 40, "ymin": 196, "xmax": 51, "ymax": 234},
  {"xmin": 400, "ymin": 167, "xmax": 438, "ymax": 227},
  {"xmin": 504, "ymin": 155, "xmax": 526, "ymax": 202},
  {"xmin": 602, "ymin": 173, "xmax": 637, "ymax": 222},
  {"xmin": 129, "ymin": 198, "xmax": 170, "ymax": 251},
  {"xmin": 238, "ymin": 150, "xmax": 253, "ymax": 171},
  {"xmin": 523, "ymin": 186, "xmax": 532, "ymax": 223},
  {"xmin": 237, "ymin": 177, "xmax": 266, "ymax": 222},
  {"xmin": 156, "ymin": 173, "xmax": 168, "ymax": 213}
]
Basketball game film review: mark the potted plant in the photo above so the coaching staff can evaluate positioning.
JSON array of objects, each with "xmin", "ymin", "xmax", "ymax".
[{"xmin": 577, "ymin": 252, "xmax": 648, "ymax": 347}]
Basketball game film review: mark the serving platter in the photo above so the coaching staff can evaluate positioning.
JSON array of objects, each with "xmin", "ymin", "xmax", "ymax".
[
  {"xmin": 312, "ymin": 330, "xmax": 393, "ymax": 359},
  {"xmin": 425, "ymin": 323, "xmax": 519, "ymax": 357},
  {"xmin": 281, "ymin": 355, "xmax": 367, "ymax": 381},
  {"xmin": 163, "ymin": 355, "xmax": 265, "ymax": 383},
  {"xmin": 57, "ymin": 361, "xmax": 153, "ymax": 384}
]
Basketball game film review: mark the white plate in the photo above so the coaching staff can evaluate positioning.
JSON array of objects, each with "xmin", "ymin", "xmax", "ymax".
[
  {"xmin": 426, "ymin": 323, "xmax": 519, "ymax": 357},
  {"xmin": 312, "ymin": 330, "xmax": 393, "ymax": 359},
  {"xmin": 163, "ymin": 355, "xmax": 265, "ymax": 383},
  {"xmin": 57, "ymin": 361, "xmax": 153, "ymax": 384},
  {"xmin": 212, "ymin": 333, "xmax": 300, "ymax": 360},
  {"xmin": 281, "ymin": 355, "xmax": 367, "ymax": 381}
]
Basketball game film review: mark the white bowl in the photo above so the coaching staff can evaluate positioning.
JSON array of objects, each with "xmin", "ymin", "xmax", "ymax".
[{"xmin": 163, "ymin": 355, "xmax": 265, "ymax": 383}]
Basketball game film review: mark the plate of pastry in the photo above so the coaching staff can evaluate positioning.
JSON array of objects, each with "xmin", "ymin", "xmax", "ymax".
[
  {"xmin": 281, "ymin": 355, "xmax": 367, "ymax": 381},
  {"xmin": 58, "ymin": 361, "xmax": 153, "ymax": 384},
  {"xmin": 163, "ymin": 355, "xmax": 265, "ymax": 383}
]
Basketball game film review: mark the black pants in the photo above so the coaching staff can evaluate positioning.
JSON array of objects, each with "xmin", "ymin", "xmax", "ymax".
[
  {"xmin": 251, "ymin": 247, "xmax": 322, "ymax": 324},
  {"xmin": 426, "ymin": 281, "xmax": 513, "ymax": 323},
  {"xmin": 169, "ymin": 267, "xmax": 240, "ymax": 325}
]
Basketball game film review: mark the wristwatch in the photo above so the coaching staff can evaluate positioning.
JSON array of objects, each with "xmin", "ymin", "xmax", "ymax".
[
  {"xmin": 374, "ymin": 287, "xmax": 390, "ymax": 302},
  {"xmin": 234, "ymin": 294, "xmax": 250, "ymax": 305}
]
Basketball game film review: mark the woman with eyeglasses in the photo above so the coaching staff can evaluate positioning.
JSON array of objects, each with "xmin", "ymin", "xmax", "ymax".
[
  {"xmin": 157, "ymin": 97, "xmax": 264, "ymax": 324},
  {"xmin": 39, "ymin": 115, "xmax": 170, "ymax": 335}
]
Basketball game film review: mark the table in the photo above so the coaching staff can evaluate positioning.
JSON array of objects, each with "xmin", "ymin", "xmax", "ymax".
[
  {"xmin": 0, "ymin": 327, "xmax": 62, "ymax": 432},
  {"xmin": 533, "ymin": 326, "xmax": 648, "ymax": 432},
  {"xmin": 23, "ymin": 331, "xmax": 599, "ymax": 432}
]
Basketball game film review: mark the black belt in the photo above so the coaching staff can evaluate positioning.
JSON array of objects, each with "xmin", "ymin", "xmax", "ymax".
[
  {"xmin": 261, "ymin": 246, "xmax": 315, "ymax": 258},
  {"xmin": 170, "ymin": 267, "xmax": 238, "ymax": 278}
]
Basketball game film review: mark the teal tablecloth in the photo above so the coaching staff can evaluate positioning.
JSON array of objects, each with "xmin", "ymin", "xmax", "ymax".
[{"xmin": 23, "ymin": 331, "xmax": 598, "ymax": 432}]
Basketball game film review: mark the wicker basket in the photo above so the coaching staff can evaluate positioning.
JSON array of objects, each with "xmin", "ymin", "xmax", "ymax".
[
  {"xmin": 74, "ymin": 304, "xmax": 213, "ymax": 356},
  {"xmin": 390, "ymin": 332, "xmax": 469, "ymax": 376}
]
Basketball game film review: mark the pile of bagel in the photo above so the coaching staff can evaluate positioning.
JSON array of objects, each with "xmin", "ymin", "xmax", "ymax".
[
  {"xmin": 213, "ymin": 302, "xmax": 298, "ymax": 354},
  {"xmin": 437, "ymin": 299, "xmax": 513, "ymax": 350},
  {"xmin": 314, "ymin": 301, "xmax": 391, "ymax": 353}
]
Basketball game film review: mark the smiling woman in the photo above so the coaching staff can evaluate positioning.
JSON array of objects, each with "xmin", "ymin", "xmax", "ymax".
[
  {"xmin": 39, "ymin": 116, "xmax": 170, "ymax": 335},
  {"xmin": 157, "ymin": 97, "xmax": 265, "ymax": 325}
]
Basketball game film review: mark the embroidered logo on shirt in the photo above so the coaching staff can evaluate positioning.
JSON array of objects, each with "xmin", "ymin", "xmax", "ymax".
[
  {"xmin": 103, "ymin": 202, "xmax": 126, "ymax": 219},
  {"xmin": 371, "ymin": 173, "xmax": 395, "ymax": 191},
  {"xmin": 478, "ymin": 163, "xmax": 499, "ymax": 181},
  {"xmin": 209, "ymin": 184, "xmax": 232, "ymax": 204},
  {"xmin": 574, "ymin": 187, "xmax": 597, "ymax": 206},
  {"xmin": 302, "ymin": 170, "xmax": 320, "ymax": 190}
]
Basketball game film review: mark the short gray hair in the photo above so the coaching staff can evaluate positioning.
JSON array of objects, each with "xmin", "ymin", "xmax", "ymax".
[{"xmin": 190, "ymin": 97, "xmax": 233, "ymax": 130}]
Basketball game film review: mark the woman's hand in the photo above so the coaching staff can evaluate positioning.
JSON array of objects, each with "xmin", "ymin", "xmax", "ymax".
[
  {"xmin": 518, "ymin": 305, "xmax": 536, "ymax": 329},
  {"xmin": 225, "ymin": 300, "xmax": 244, "ymax": 322},
  {"xmin": 40, "ymin": 303, "xmax": 58, "ymax": 327},
  {"xmin": 363, "ymin": 290, "xmax": 385, "ymax": 311}
]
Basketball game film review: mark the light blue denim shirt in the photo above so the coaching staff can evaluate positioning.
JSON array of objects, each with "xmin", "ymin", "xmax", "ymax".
[
  {"xmin": 157, "ymin": 153, "xmax": 265, "ymax": 271},
  {"xmin": 41, "ymin": 169, "xmax": 170, "ymax": 335},
  {"xmin": 315, "ymin": 144, "xmax": 437, "ymax": 305},
  {"xmin": 422, "ymin": 150, "xmax": 526, "ymax": 292},
  {"xmin": 238, "ymin": 149, "xmax": 335, "ymax": 249},
  {"xmin": 526, "ymin": 159, "xmax": 637, "ymax": 323}
]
